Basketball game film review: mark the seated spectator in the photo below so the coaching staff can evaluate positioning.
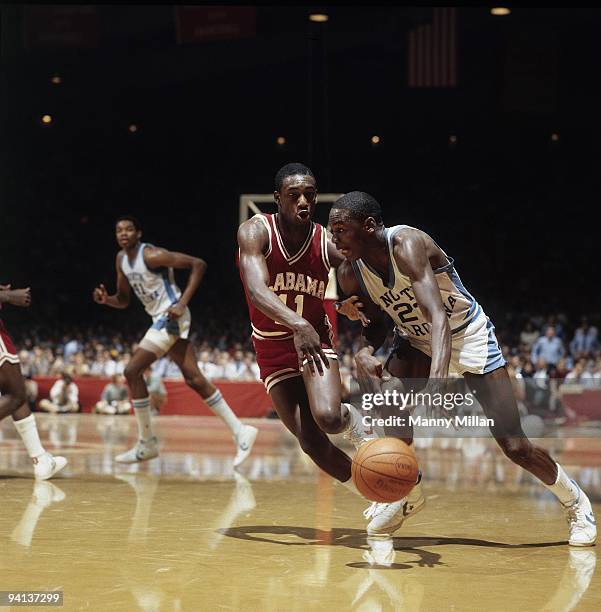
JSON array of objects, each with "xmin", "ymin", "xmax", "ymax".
[
  {"xmin": 244, "ymin": 351, "xmax": 260, "ymax": 381},
  {"xmin": 153, "ymin": 356, "xmax": 182, "ymax": 379},
  {"xmin": 39, "ymin": 373, "xmax": 80, "ymax": 413},
  {"xmin": 519, "ymin": 321, "xmax": 539, "ymax": 352},
  {"xmin": 224, "ymin": 349, "xmax": 251, "ymax": 380},
  {"xmin": 197, "ymin": 350, "xmax": 222, "ymax": 380},
  {"xmin": 94, "ymin": 374, "xmax": 131, "ymax": 415},
  {"xmin": 570, "ymin": 317, "xmax": 600, "ymax": 360},
  {"xmin": 531, "ymin": 325, "xmax": 565, "ymax": 367},
  {"xmin": 24, "ymin": 373, "xmax": 39, "ymax": 412},
  {"xmin": 145, "ymin": 367, "xmax": 167, "ymax": 415}
]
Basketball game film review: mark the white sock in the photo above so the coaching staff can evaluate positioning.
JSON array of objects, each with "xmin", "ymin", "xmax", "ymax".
[
  {"xmin": 132, "ymin": 398, "xmax": 153, "ymax": 441},
  {"xmin": 205, "ymin": 390, "xmax": 242, "ymax": 436},
  {"xmin": 13, "ymin": 414, "xmax": 45, "ymax": 458},
  {"xmin": 544, "ymin": 463, "xmax": 581, "ymax": 506}
]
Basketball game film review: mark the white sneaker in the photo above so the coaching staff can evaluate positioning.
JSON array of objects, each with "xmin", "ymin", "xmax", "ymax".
[
  {"xmin": 564, "ymin": 482, "xmax": 597, "ymax": 547},
  {"xmin": 233, "ymin": 425, "xmax": 258, "ymax": 468},
  {"xmin": 343, "ymin": 403, "xmax": 374, "ymax": 450},
  {"xmin": 32, "ymin": 452, "xmax": 68, "ymax": 481},
  {"xmin": 365, "ymin": 480, "xmax": 425, "ymax": 536},
  {"xmin": 115, "ymin": 436, "xmax": 159, "ymax": 464}
]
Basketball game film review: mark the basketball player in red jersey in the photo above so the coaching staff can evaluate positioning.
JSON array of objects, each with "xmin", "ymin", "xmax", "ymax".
[
  {"xmin": 0, "ymin": 284, "xmax": 67, "ymax": 479},
  {"xmin": 237, "ymin": 163, "xmax": 373, "ymax": 502}
]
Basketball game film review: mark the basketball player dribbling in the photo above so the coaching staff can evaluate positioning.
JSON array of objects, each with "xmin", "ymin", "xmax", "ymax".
[
  {"xmin": 330, "ymin": 191, "xmax": 596, "ymax": 545},
  {"xmin": 93, "ymin": 216, "xmax": 257, "ymax": 467},
  {"xmin": 237, "ymin": 163, "xmax": 378, "ymax": 511},
  {"xmin": 0, "ymin": 284, "xmax": 67, "ymax": 479}
]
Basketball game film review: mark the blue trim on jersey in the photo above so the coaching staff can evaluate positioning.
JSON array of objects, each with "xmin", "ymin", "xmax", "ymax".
[
  {"xmin": 434, "ymin": 256, "xmax": 455, "ymax": 274},
  {"xmin": 446, "ymin": 268, "xmax": 476, "ymax": 304},
  {"xmin": 351, "ymin": 261, "xmax": 372, "ymax": 298},
  {"xmin": 451, "ymin": 304, "xmax": 481, "ymax": 335},
  {"xmin": 161, "ymin": 270, "xmax": 178, "ymax": 305},
  {"xmin": 484, "ymin": 317, "xmax": 506, "ymax": 373}
]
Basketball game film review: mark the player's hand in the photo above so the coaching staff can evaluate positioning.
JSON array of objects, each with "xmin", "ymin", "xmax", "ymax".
[
  {"xmin": 354, "ymin": 346, "xmax": 384, "ymax": 395},
  {"xmin": 420, "ymin": 379, "xmax": 456, "ymax": 424},
  {"xmin": 0, "ymin": 284, "xmax": 11, "ymax": 291},
  {"xmin": 335, "ymin": 296, "xmax": 370, "ymax": 327},
  {"xmin": 4, "ymin": 287, "xmax": 31, "ymax": 307},
  {"xmin": 167, "ymin": 303, "xmax": 186, "ymax": 320},
  {"xmin": 293, "ymin": 321, "xmax": 330, "ymax": 376},
  {"xmin": 93, "ymin": 284, "xmax": 108, "ymax": 304}
]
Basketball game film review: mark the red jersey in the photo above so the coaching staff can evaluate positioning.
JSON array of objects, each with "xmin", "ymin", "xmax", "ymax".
[{"xmin": 239, "ymin": 213, "xmax": 333, "ymax": 342}]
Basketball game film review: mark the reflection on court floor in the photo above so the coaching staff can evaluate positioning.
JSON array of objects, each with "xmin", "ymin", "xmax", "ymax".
[{"xmin": 0, "ymin": 414, "xmax": 600, "ymax": 611}]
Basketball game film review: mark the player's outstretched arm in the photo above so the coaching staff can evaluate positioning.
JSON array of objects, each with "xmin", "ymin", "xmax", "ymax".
[
  {"xmin": 237, "ymin": 217, "xmax": 329, "ymax": 375},
  {"xmin": 392, "ymin": 231, "xmax": 451, "ymax": 379},
  {"xmin": 93, "ymin": 253, "xmax": 131, "ymax": 309},
  {"xmin": 0, "ymin": 284, "xmax": 31, "ymax": 307},
  {"xmin": 336, "ymin": 261, "xmax": 390, "ymax": 351},
  {"xmin": 143, "ymin": 247, "xmax": 206, "ymax": 317}
]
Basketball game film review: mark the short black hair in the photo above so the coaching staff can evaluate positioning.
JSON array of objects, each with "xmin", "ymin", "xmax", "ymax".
[
  {"xmin": 116, "ymin": 215, "xmax": 141, "ymax": 231},
  {"xmin": 331, "ymin": 191, "xmax": 383, "ymax": 224},
  {"xmin": 274, "ymin": 163, "xmax": 316, "ymax": 191}
]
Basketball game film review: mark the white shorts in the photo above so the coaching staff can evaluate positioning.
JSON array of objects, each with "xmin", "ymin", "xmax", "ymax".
[
  {"xmin": 139, "ymin": 307, "xmax": 191, "ymax": 357},
  {"xmin": 397, "ymin": 307, "xmax": 506, "ymax": 375}
]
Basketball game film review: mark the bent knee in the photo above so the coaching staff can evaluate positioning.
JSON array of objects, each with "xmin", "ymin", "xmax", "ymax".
[
  {"xmin": 124, "ymin": 364, "xmax": 143, "ymax": 381},
  {"xmin": 499, "ymin": 438, "xmax": 533, "ymax": 463},
  {"xmin": 314, "ymin": 409, "xmax": 345, "ymax": 434}
]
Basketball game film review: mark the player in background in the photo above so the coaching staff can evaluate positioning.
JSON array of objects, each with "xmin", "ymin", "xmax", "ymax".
[
  {"xmin": 330, "ymin": 191, "xmax": 596, "ymax": 545},
  {"xmin": 0, "ymin": 284, "xmax": 68, "ymax": 479},
  {"xmin": 93, "ymin": 216, "xmax": 257, "ymax": 467},
  {"xmin": 237, "ymin": 163, "xmax": 376, "ymax": 505}
]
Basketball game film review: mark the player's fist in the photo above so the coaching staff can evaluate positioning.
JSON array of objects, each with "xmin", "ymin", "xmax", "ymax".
[
  {"xmin": 6, "ymin": 287, "xmax": 31, "ymax": 307},
  {"xmin": 93, "ymin": 284, "xmax": 108, "ymax": 304},
  {"xmin": 167, "ymin": 303, "xmax": 186, "ymax": 319}
]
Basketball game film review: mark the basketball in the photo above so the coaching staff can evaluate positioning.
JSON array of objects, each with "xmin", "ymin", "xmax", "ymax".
[{"xmin": 351, "ymin": 437, "xmax": 419, "ymax": 503}]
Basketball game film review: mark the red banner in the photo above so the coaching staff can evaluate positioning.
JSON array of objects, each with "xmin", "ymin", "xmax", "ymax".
[
  {"xmin": 24, "ymin": 6, "xmax": 98, "ymax": 49},
  {"xmin": 175, "ymin": 6, "xmax": 256, "ymax": 43},
  {"xmin": 34, "ymin": 377, "xmax": 272, "ymax": 418}
]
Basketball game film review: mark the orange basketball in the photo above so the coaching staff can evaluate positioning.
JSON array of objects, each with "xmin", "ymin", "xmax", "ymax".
[{"xmin": 351, "ymin": 437, "xmax": 419, "ymax": 503}]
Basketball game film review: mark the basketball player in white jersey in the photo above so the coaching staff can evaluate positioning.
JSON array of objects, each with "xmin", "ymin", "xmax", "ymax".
[
  {"xmin": 329, "ymin": 191, "xmax": 596, "ymax": 546},
  {"xmin": 93, "ymin": 216, "xmax": 257, "ymax": 466}
]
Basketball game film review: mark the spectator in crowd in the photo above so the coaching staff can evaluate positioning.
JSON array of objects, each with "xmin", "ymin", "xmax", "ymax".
[
  {"xmin": 145, "ymin": 367, "xmax": 167, "ymax": 416},
  {"xmin": 39, "ymin": 373, "xmax": 80, "ymax": 413},
  {"xmin": 153, "ymin": 356, "xmax": 183, "ymax": 379},
  {"xmin": 244, "ymin": 351, "xmax": 261, "ymax": 381},
  {"xmin": 94, "ymin": 374, "xmax": 131, "ymax": 415},
  {"xmin": 197, "ymin": 350, "xmax": 222, "ymax": 380},
  {"xmin": 519, "ymin": 321, "xmax": 539, "ymax": 351},
  {"xmin": 531, "ymin": 325, "xmax": 565, "ymax": 367},
  {"xmin": 570, "ymin": 317, "xmax": 600, "ymax": 359},
  {"xmin": 224, "ymin": 349, "xmax": 252, "ymax": 381},
  {"xmin": 24, "ymin": 373, "xmax": 39, "ymax": 413}
]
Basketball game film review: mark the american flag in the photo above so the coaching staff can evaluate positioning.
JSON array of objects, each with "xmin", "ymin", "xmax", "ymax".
[{"xmin": 408, "ymin": 7, "xmax": 457, "ymax": 88}]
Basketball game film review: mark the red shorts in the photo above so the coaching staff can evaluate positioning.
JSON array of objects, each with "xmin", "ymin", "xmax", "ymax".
[
  {"xmin": 0, "ymin": 320, "xmax": 20, "ymax": 367},
  {"xmin": 253, "ymin": 335, "xmax": 338, "ymax": 393}
]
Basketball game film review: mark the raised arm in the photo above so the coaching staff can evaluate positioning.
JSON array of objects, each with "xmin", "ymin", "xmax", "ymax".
[
  {"xmin": 143, "ymin": 247, "xmax": 207, "ymax": 315},
  {"xmin": 92, "ymin": 253, "xmax": 131, "ymax": 309},
  {"xmin": 392, "ymin": 231, "xmax": 451, "ymax": 379},
  {"xmin": 237, "ymin": 217, "xmax": 329, "ymax": 375}
]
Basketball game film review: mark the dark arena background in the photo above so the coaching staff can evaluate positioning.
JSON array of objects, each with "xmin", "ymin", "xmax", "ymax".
[{"xmin": 1, "ymin": 5, "xmax": 600, "ymax": 611}]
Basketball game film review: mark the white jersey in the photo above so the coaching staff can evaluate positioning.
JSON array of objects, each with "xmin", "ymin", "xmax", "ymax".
[
  {"xmin": 351, "ymin": 225, "xmax": 482, "ymax": 342},
  {"xmin": 120, "ymin": 243, "xmax": 182, "ymax": 319}
]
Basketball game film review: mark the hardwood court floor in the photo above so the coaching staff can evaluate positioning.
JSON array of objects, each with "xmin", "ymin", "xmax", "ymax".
[{"xmin": 0, "ymin": 414, "xmax": 600, "ymax": 611}]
